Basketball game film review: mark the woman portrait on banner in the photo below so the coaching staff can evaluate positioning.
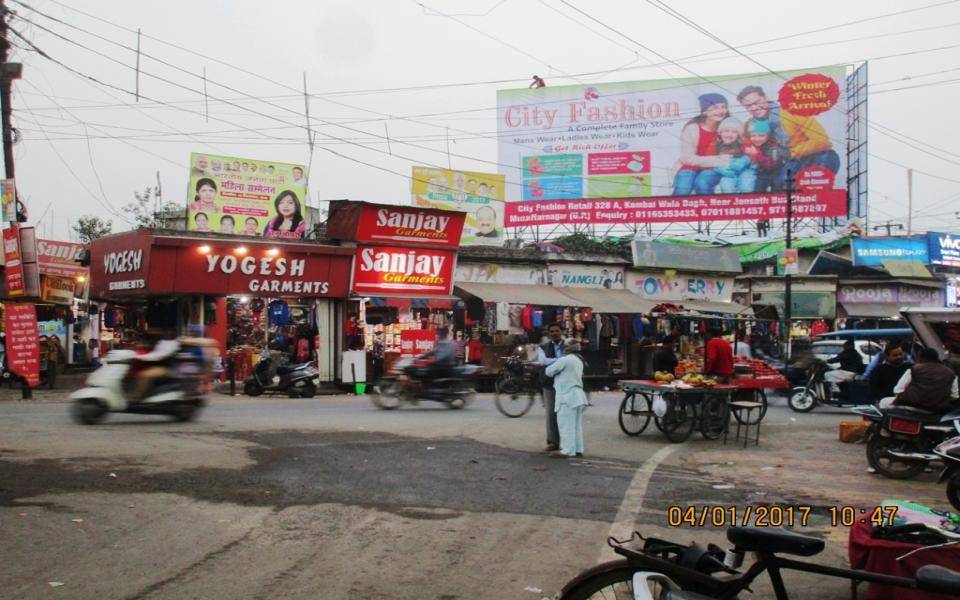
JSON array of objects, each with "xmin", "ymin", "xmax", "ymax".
[
  {"xmin": 263, "ymin": 190, "xmax": 306, "ymax": 239},
  {"xmin": 189, "ymin": 178, "xmax": 219, "ymax": 213},
  {"xmin": 672, "ymin": 93, "xmax": 733, "ymax": 196}
]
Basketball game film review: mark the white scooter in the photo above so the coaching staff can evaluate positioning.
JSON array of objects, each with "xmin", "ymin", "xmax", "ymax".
[{"xmin": 70, "ymin": 340, "xmax": 205, "ymax": 425}]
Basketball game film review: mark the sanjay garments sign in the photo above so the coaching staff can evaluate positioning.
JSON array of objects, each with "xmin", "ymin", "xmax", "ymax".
[
  {"xmin": 352, "ymin": 246, "xmax": 456, "ymax": 296},
  {"xmin": 37, "ymin": 239, "xmax": 87, "ymax": 279},
  {"xmin": 326, "ymin": 201, "xmax": 465, "ymax": 249}
]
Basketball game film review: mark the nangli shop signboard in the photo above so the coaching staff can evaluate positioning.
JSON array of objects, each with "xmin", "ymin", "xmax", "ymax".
[
  {"xmin": 352, "ymin": 245, "xmax": 456, "ymax": 296},
  {"xmin": 326, "ymin": 201, "xmax": 465, "ymax": 248}
]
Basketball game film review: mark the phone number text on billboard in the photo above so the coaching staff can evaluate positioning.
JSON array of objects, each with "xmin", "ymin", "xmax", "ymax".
[{"xmin": 503, "ymin": 190, "xmax": 846, "ymax": 226}]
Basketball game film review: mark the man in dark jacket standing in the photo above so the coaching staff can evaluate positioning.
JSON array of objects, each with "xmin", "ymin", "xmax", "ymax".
[
  {"xmin": 869, "ymin": 343, "xmax": 910, "ymax": 400},
  {"xmin": 536, "ymin": 323, "xmax": 565, "ymax": 451},
  {"xmin": 880, "ymin": 347, "xmax": 959, "ymax": 413}
]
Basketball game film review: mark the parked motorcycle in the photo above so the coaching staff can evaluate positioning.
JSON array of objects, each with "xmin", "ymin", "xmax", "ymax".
[
  {"xmin": 373, "ymin": 356, "xmax": 480, "ymax": 409},
  {"xmin": 70, "ymin": 339, "xmax": 206, "ymax": 425},
  {"xmin": 494, "ymin": 350, "xmax": 540, "ymax": 418},
  {"xmin": 853, "ymin": 403, "xmax": 960, "ymax": 479},
  {"xmin": 243, "ymin": 352, "xmax": 318, "ymax": 398},
  {"xmin": 788, "ymin": 360, "xmax": 872, "ymax": 412},
  {"xmin": 934, "ymin": 436, "xmax": 960, "ymax": 512}
]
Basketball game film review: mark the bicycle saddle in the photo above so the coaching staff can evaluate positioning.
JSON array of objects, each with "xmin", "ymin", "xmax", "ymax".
[
  {"xmin": 916, "ymin": 565, "xmax": 960, "ymax": 594},
  {"xmin": 727, "ymin": 527, "xmax": 824, "ymax": 557}
]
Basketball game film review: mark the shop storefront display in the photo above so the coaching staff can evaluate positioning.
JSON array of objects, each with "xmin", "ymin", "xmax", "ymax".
[{"xmin": 88, "ymin": 230, "xmax": 353, "ymax": 382}]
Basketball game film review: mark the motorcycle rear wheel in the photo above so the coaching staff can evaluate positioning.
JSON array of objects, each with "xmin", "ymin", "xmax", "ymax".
[
  {"xmin": 866, "ymin": 434, "xmax": 927, "ymax": 479},
  {"xmin": 243, "ymin": 381, "xmax": 263, "ymax": 397},
  {"xmin": 290, "ymin": 380, "xmax": 316, "ymax": 399},
  {"xmin": 494, "ymin": 377, "xmax": 535, "ymax": 417},
  {"xmin": 71, "ymin": 399, "xmax": 107, "ymax": 425},
  {"xmin": 172, "ymin": 402, "xmax": 200, "ymax": 422}
]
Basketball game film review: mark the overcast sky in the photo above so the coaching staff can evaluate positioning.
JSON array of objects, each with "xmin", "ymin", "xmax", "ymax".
[{"xmin": 9, "ymin": 0, "xmax": 960, "ymax": 241}]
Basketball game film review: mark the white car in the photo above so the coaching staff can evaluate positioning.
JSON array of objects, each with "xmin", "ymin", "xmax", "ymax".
[{"xmin": 811, "ymin": 340, "xmax": 883, "ymax": 370}]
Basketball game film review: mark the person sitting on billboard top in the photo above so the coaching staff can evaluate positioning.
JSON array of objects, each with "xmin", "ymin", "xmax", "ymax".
[
  {"xmin": 672, "ymin": 93, "xmax": 733, "ymax": 196},
  {"xmin": 710, "ymin": 117, "xmax": 754, "ymax": 194},
  {"xmin": 742, "ymin": 119, "xmax": 787, "ymax": 193},
  {"xmin": 529, "ymin": 75, "xmax": 546, "ymax": 88}
]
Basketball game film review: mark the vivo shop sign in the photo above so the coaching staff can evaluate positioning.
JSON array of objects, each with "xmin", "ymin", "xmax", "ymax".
[{"xmin": 929, "ymin": 232, "xmax": 960, "ymax": 268}]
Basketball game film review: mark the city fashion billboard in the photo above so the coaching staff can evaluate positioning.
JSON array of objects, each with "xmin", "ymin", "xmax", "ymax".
[
  {"xmin": 187, "ymin": 153, "xmax": 308, "ymax": 239},
  {"xmin": 497, "ymin": 66, "xmax": 848, "ymax": 226},
  {"xmin": 411, "ymin": 166, "xmax": 505, "ymax": 246}
]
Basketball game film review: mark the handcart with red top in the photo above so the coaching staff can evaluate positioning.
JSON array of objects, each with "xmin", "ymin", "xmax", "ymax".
[{"xmin": 617, "ymin": 358, "xmax": 789, "ymax": 443}]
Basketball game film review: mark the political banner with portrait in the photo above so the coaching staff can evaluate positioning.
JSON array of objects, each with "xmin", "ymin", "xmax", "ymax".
[
  {"xmin": 186, "ymin": 153, "xmax": 309, "ymax": 239},
  {"xmin": 411, "ymin": 166, "xmax": 505, "ymax": 246},
  {"xmin": 497, "ymin": 66, "xmax": 849, "ymax": 226}
]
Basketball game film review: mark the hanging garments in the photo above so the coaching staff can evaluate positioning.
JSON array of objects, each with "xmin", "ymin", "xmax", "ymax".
[
  {"xmin": 268, "ymin": 300, "xmax": 290, "ymax": 326},
  {"xmin": 496, "ymin": 302, "xmax": 510, "ymax": 331}
]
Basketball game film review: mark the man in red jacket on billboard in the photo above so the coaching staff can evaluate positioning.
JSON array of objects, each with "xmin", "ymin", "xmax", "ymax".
[{"xmin": 705, "ymin": 327, "xmax": 734, "ymax": 383}]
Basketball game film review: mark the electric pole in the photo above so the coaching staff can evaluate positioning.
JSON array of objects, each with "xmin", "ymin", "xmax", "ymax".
[
  {"xmin": 872, "ymin": 221, "xmax": 904, "ymax": 237},
  {"xmin": 0, "ymin": 0, "xmax": 29, "ymax": 399},
  {"xmin": 784, "ymin": 169, "xmax": 793, "ymax": 364}
]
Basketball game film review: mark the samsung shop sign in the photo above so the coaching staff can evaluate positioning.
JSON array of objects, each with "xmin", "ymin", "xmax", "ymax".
[
  {"xmin": 928, "ymin": 232, "xmax": 960, "ymax": 268},
  {"xmin": 850, "ymin": 236, "xmax": 929, "ymax": 266}
]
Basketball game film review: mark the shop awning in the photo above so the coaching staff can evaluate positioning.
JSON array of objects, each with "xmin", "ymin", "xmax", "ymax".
[
  {"xmin": 554, "ymin": 288, "xmax": 658, "ymax": 314},
  {"xmin": 676, "ymin": 299, "xmax": 752, "ymax": 316},
  {"xmin": 454, "ymin": 282, "xmax": 586, "ymax": 306},
  {"xmin": 840, "ymin": 303, "xmax": 902, "ymax": 319}
]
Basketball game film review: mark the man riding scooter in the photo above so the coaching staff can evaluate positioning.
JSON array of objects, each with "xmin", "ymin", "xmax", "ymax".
[{"xmin": 824, "ymin": 339, "xmax": 864, "ymax": 393}]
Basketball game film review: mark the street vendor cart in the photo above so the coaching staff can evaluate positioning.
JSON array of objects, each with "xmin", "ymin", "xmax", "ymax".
[{"xmin": 618, "ymin": 358, "xmax": 789, "ymax": 443}]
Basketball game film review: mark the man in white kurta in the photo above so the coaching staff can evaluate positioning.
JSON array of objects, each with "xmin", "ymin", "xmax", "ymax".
[{"xmin": 545, "ymin": 339, "xmax": 588, "ymax": 458}]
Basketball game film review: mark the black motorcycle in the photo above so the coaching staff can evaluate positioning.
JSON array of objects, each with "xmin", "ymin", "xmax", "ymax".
[
  {"xmin": 243, "ymin": 353, "xmax": 318, "ymax": 398},
  {"xmin": 853, "ymin": 403, "xmax": 960, "ymax": 479},
  {"xmin": 788, "ymin": 360, "xmax": 872, "ymax": 412},
  {"xmin": 373, "ymin": 356, "xmax": 480, "ymax": 409}
]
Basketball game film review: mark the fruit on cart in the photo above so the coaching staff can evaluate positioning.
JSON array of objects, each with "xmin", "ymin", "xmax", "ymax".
[{"xmin": 653, "ymin": 371, "xmax": 675, "ymax": 383}]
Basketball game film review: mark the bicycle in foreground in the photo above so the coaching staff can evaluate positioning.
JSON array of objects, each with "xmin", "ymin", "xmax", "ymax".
[{"xmin": 559, "ymin": 526, "xmax": 960, "ymax": 599}]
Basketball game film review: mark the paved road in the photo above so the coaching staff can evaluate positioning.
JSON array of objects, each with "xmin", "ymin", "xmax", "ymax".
[{"xmin": 0, "ymin": 391, "xmax": 947, "ymax": 599}]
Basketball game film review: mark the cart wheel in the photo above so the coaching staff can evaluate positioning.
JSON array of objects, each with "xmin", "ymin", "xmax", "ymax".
[
  {"xmin": 699, "ymin": 396, "xmax": 729, "ymax": 440},
  {"xmin": 618, "ymin": 393, "xmax": 651, "ymax": 436},
  {"xmin": 656, "ymin": 400, "xmax": 696, "ymax": 443},
  {"xmin": 733, "ymin": 389, "xmax": 768, "ymax": 425}
]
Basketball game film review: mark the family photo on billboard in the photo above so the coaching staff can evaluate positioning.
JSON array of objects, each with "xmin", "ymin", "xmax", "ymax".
[
  {"xmin": 187, "ymin": 153, "xmax": 308, "ymax": 239},
  {"xmin": 672, "ymin": 77, "xmax": 841, "ymax": 196}
]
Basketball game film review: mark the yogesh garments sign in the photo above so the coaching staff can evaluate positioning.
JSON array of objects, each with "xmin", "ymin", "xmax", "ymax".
[
  {"xmin": 497, "ymin": 66, "xmax": 848, "ymax": 226},
  {"xmin": 928, "ymin": 232, "xmax": 960, "ymax": 268},
  {"xmin": 326, "ymin": 201, "xmax": 465, "ymax": 249},
  {"xmin": 352, "ymin": 246, "xmax": 456, "ymax": 296}
]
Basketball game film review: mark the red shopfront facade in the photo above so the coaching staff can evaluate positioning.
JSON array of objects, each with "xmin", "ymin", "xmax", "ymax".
[{"xmin": 89, "ymin": 230, "xmax": 354, "ymax": 382}]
